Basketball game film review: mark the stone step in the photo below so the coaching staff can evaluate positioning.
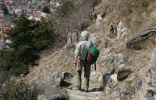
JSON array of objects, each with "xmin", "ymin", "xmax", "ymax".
[{"xmin": 67, "ymin": 89, "xmax": 101, "ymax": 100}]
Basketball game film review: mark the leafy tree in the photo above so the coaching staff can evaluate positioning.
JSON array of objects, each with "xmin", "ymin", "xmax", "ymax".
[
  {"xmin": 42, "ymin": 6, "xmax": 50, "ymax": 14},
  {"xmin": 3, "ymin": 6, "xmax": 8, "ymax": 15},
  {"xmin": 0, "ymin": 12, "xmax": 56, "ymax": 76},
  {"xmin": 1, "ymin": 4, "xmax": 9, "ymax": 15}
]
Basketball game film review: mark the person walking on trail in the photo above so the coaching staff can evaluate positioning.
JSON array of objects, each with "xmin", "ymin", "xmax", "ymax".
[{"xmin": 74, "ymin": 31, "xmax": 91, "ymax": 92}]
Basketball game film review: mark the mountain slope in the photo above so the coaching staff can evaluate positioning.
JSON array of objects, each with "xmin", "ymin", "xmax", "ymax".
[{"xmin": 25, "ymin": 0, "xmax": 156, "ymax": 100}]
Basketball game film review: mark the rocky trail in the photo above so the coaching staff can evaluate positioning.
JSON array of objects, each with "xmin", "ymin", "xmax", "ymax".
[{"xmin": 66, "ymin": 70, "xmax": 105, "ymax": 100}]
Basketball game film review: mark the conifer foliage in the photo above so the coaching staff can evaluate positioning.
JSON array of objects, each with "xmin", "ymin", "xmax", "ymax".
[
  {"xmin": 42, "ymin": 6, "xmax": 50, "ymax": 14},
  {"xmin": 0, "ymin": 12, "xmax": 56, "ymax": 76}
]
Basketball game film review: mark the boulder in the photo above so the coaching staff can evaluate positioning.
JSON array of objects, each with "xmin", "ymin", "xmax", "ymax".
[
  {"xmin": 120, "ymin": 80, "xmax": 135, "ymax": 96},
  {"xmin": 103, "ymin": 73, "xmax": 111, "ymax": 90},
  {"xmin": 104, "ymin": 39, "xmax": 111, "ymax": 48},
  {"xmin": 41, "ymin": 84, "xmax": 64, "ymax": 100},
  {"xmin": 144, "ymin": 68, "xmax": 156, "ymax": 99},
  {"xmin": 107, "ymin": 74, "xmax": 118, "ymax": 88},
  {"xmin": 89, "ymin": 34, "xmax": 101, "ymax": 48},
  {"xmin": 37, "ymin": 72, "xmax": 72, "ymax": 100},
  {"xmin": 117, "ymin": 67, "xmax": 132, "ymax": 81},
  {"xmin": 150, "ymin": 10, "xmax": 156, "ymax": 19},
  {"xmin": 108, "ymin": 24, "xmax": 117, "ymax": 39},
  {"xmin": 150, "ymin": 48, "xmax": 156, "ymax": 67},
  {"xmin": 126, "ymin": 22, "xmax": 156, "ymax": 50},
  {"xmin": 38, "ymin": 94, "xmax": 48, "ymax": 100},
  {"xmin": 116, "ymin": 21, "xmax": 127, "ymax": 40},
  {"xmin": 61, "ymin": 72, "xmax": 73, "ymax": 80},
  {"xmin": 133, "ymin": 67, "xmax": 156, "ymax": 100},
  {"xmin": 133, "ymin": 48, "xmax": 156, "ymax": 100},
  {"xmin": 107, "ymin": 91, "xmax": 120, "ymax": 100},
  {"xmin": 103, "ymin": 49, "xmax": 125, "ymax": 68},
  {"xmin": 114, "ymin": 53, "xmax": 124, "ymax": 66},
  {"xmin": 103, "ymin": 48, "xmax": 114, "ymax": 67}
]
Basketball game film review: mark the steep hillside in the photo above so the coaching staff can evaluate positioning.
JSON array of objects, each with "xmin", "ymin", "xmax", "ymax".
[{"xmin": 25, "ymin": 0, "xmax": 156, "ymax": 100}]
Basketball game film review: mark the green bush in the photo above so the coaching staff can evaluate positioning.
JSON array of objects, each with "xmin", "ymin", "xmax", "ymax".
[
  {"xmin": 61, "ymin": 89, "xmax": 69, "ymax": 100},
  {"xmin": 81, "ymin": 19, "xmax": 92, "ymax": 30},
  {"xmin": 139, "ymin": 0, "xmax": 149, "ymax": 7},
  {"xmin": 1, "ymin": 4, "xmax": 9, "ymax": 15},
  {"xmin": 0, "ymin": 80, "xmax": 40, "ymax": 100}
]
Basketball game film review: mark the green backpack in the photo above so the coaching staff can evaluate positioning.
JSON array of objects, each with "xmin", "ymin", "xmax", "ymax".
[{"xmin": 85, "ymin": 42, "xmax": 99, "ymax": 64}]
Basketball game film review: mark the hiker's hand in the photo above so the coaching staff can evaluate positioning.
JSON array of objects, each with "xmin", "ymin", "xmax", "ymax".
[{"xmin": 74, "ymin": 63, "xmax": 77, "ymax": 69}]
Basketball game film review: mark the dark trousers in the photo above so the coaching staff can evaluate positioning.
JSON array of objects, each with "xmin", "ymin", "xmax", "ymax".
[{"xmin": 76, "ymin": 60, "xmax": 91, "ymax": 90}]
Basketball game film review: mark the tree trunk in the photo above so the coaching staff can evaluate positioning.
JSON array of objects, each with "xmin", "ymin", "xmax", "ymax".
[
  {"xmin": 65, "ymin": 32, "xmax": 67, "ymax": 43},
  {"xmin": 70, "ymin": 32, "xmax": 72, "ymax": 44},
  {"xmin": 76, "ymin": 30, "xmax": 79, "ymax": 42}
]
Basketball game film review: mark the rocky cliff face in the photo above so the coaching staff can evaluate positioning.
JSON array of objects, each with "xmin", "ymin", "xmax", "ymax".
[
  {"xmin": 24, "ymin": 0, "xmax": 156, "ymax": 100},
  {"xmin": 133, "ymin": 48, "xmax": 156, "ymax": 100}
]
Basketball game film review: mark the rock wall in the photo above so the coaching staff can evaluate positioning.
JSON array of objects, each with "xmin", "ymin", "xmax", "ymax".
[
  {"xmin": 126, "ymin": 22, "xmax": 156, "ymax": 50},
  {"xmin": 133, "ymin": 48, "xmax": 156, "ymax": 100}
]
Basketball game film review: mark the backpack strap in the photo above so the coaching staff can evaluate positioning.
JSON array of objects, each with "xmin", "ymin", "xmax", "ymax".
[
  {"xmin": 90, "ymin": 41, "xmax": 96, "ymax": 70},
  {"xmin": 90, "ymin": 41, "xmax": 93, "ymax": 47}
]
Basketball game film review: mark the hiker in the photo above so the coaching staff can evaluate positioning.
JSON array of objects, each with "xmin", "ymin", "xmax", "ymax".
[{"xmin": 74, "ymin": 31, "xmax": 91, "ymax": 92}]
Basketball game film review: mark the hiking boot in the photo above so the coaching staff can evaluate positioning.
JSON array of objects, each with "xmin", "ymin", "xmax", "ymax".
[
  {"xmin": 84, "ymin": 87, "xmax": 88, "ymax": 92},
  {"xmin": 85, "ymin": 89, "xmax": 88, "ymax": 92}
]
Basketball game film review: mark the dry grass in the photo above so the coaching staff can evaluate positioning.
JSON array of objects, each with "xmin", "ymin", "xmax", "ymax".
[
  {"xmin": 96, "ymin": 0, "xmax": 155, "ymax": 38},
  {"xmin": 25, "ymin": 46, "xmax": 76, "ymax": 84}
]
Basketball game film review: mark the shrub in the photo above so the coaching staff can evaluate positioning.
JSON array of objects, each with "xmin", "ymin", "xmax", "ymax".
[
  {"xmin": 0, "ymin": 80, "xmax": 40, "ymax": 100},
  {"xmin": 81, "ymin": 19, "xmax": 92, "ymax": 31},
  {"xmin": 62, "ymin": 89, "xmax": 69, "ymax": 100},
  {"xmin": 139, "ymin": 0, "xmax": 149, "ymax": 7}
]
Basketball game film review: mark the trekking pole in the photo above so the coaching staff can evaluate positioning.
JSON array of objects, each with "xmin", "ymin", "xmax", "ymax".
[{"xmin": 94, "ymin": 62, "xmax": 96, "ymax": 71}]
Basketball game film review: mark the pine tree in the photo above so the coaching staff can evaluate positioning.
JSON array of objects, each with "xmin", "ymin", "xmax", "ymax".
[
  {"xmin": 42, "ymin": 6, "xmax": 50, "ymax": 14},
  {"xmin": 0, "ymin": 12, "xmax": 56, "ymax": 76},
  {"xmin": 1, "ymin": 4, "xmax": 9, "ymax": 16}
]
